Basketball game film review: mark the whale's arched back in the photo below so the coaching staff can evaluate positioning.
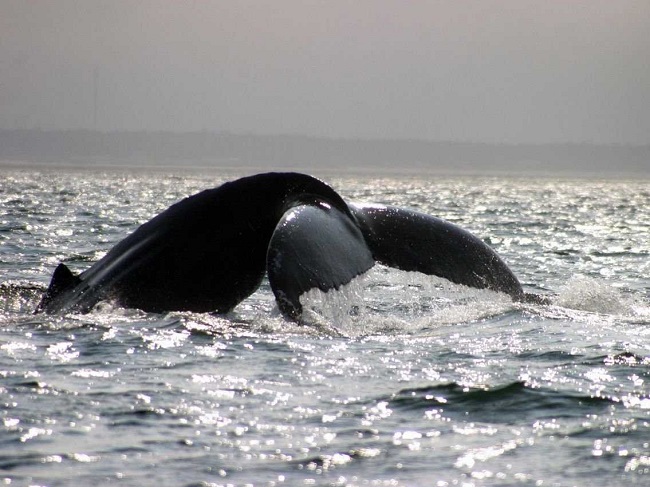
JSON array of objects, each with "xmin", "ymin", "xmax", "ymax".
[{"xmin": 37, "ymin": 172, "xmax": 354, "ymax": 315}]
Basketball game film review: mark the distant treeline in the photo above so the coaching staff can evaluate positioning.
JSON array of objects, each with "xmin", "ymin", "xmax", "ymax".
[{"xmin": 1, "ymin": 129, "xmax": 648, "ymax": 175}]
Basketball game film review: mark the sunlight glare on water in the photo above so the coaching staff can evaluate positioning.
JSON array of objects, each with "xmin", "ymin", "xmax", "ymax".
[{"xmin": 0, "ymin": 168, "xmax": 649, "ymax": 486}]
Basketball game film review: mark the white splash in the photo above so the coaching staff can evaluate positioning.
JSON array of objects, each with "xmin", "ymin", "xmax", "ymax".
[
  {"xmin": 556, "ymin": 275, "xmax": 650, "ymax": 318},
  {"xmin": 299, "ymin": 265, "xmax": 516, "ymax": 336}
]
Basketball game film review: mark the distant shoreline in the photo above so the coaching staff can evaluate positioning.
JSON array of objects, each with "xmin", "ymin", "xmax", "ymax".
[
  {"xmin": 3, "ymin": 159, "xmax": 647, "ymax": 182},
  {"xmin": 1, "ymin": 129, "xmax": 648, "ymax": 178}
]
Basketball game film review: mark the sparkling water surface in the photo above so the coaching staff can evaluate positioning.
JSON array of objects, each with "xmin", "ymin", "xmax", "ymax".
[{"xmin": 1, "ymin": 167, "xmax": 649, "ymax": 486}]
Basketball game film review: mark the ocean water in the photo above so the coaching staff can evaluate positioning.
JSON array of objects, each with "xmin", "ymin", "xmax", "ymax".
[{"xmin": 0, "ymin": 167, "xmax": 649, "ymax": 487}]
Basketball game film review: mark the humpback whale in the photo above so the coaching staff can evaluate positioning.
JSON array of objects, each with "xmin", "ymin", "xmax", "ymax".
[{"xmin": 37, "ymin": 172, "xmax": 540, "ymax": 320}]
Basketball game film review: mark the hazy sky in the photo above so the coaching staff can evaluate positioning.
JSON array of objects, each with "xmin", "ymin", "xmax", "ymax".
[{"xmin": 2, "ymin": 0, "xmax": 649, "ymax": 144}]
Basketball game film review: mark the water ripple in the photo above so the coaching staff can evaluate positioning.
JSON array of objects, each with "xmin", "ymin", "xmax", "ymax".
[{"xmin": 0, "ymin": 169, "xmax": 649, "ymax": 486}]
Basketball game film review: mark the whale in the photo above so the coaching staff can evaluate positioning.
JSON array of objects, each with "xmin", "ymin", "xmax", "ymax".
[{"xmin": 37, "ymin": 172, "xmax": 541, "ymax": 320}]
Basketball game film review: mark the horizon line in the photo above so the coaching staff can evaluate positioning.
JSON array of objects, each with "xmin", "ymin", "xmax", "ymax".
[{"xmin": 1, "ymin": 127, "xmax": 649, "ymax": 149}]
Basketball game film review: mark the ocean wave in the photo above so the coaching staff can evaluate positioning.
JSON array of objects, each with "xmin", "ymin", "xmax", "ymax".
[{"xmin": 388, "ymin": 381, "xmax": 618, "ymax": 421}]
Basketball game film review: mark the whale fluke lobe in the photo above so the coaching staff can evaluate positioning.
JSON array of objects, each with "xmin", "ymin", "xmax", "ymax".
[
  {"xmin": 351, "ymin": 204, "xmax": 524, "ymax": 300},
  {"xmin": 268, "ymin": 203, "xmax": 374, "ymax": 320},
  {"xmin": 37, "ymin": 172, "xmax": 534, "ymax": 321}
]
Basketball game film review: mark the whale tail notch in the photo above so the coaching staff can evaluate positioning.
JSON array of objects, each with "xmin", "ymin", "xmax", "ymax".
[{"xmin": 35, "ymin": 263, "xmax": 81, "ymax": 313}]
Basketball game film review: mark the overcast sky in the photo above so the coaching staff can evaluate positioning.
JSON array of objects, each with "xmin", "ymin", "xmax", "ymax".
[{"xmin": 1, "ymin": 0, "xmax": 649, "ymax": 144}]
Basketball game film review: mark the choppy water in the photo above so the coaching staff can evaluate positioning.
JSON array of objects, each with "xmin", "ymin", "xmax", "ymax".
[{"xmin": 1, "ymin": 167, "xmax": 649, "ymax": 487}]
